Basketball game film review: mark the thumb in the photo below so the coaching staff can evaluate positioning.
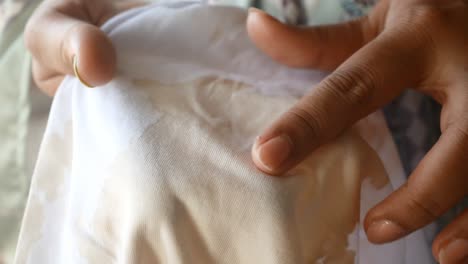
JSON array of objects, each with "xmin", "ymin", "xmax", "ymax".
[
  {"xmin": 25, "ymin": 0, "xmax": 117, "ymax": 92},
  {"xmin": 246, "ymin": 8, "xmax": 376, "ymax": 71},
  {"xmin": 64, "ymin": 23, "xmax": 116, "ymax": 88}
]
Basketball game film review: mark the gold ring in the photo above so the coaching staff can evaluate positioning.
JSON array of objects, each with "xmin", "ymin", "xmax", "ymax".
[{"xmin": 73, "ymin": 55, "xmax": 94, "ymax": 88}]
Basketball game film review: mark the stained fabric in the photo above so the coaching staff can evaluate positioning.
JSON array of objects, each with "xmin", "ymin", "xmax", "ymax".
[{"xmin": 15, "ymin": 2, "xmax": 433, "ymax": 263}]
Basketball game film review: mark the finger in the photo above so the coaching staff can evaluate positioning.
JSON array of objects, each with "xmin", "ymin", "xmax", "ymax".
[
  {"xmin": 31, "ymin": 60, "xmax": 65, "ymax": 96},
  {"xmin": 433, "ymin": 209, "xmax": 468, "ymax": 264},
  {"xmin": 25, "ymin": 0, "xmax": 117, "ymax": 90},
  {"xmin": 246, "ymin": 8, "xmax": 376, "ymax": 71},
  {"xmin": 251, "ymin": 31, "xmax": 425, "ymax": 175},
  {"xmin": 364, "ymin": 123, "xmax": 468, "ymax": 245}
]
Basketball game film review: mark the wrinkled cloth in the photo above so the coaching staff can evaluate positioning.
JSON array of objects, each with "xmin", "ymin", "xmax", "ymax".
[{"xmin": 15, "ymin": 2, "xmax": 433, "ymax": 263}]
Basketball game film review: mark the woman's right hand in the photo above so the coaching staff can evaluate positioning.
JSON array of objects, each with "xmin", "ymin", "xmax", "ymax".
[{"xmin": 25, "ymin": 0, "xmax": 145, "ymax": 96}]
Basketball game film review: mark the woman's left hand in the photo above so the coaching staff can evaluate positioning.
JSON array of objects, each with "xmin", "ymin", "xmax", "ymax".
[{"xmin": 247, "ymin": 0, "xmax": 468, "ymax": 263}]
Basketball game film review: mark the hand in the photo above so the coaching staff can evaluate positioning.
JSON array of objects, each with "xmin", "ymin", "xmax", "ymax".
[
  {"xmin": 247, "ymin": 0, "xmax": 468, "ymax": 263},
  {"xmin": 25, "ymin": 0, "xmax": 145, "ymax": 96}
]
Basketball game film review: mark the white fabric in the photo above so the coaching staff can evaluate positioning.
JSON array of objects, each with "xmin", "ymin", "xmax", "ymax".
[{"xmin": 15, "ymin": 2, "xmax": 433, "ymax": 263}]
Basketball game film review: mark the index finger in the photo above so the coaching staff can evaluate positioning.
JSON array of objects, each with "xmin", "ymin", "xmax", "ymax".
[{"xmin": 251, "ymin": 31, "xmax": 427, "ymax": 175}]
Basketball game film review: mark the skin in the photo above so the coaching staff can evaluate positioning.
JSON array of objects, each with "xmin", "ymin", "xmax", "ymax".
[
  {"xmin": 25, "ymin": 0, "xmax": 468, "ymax": 262},
  {"xmin": 24, "ymin": 0, "xmax": 144, "ymax": 95},
  {"xmin": 247, "ymin": 1, "xmax": 468, "ymax": 263}
]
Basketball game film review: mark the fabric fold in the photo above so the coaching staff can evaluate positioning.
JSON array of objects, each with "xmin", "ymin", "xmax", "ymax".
[{"xmin": 15, "ymin": 2, "xmax": 433, "ymax": 263}]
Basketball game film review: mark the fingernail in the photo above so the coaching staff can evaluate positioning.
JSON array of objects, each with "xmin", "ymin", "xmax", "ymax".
[
  {"xmin": 439, "ymin": 239, "xmax": 468, "ymax": 264},
  {"xmin": 252, "ymin": 134, "xmax": 292, "ymax": 173},
  {"xmin": 73, "ymin": 55, "xmax": 94, "ymax": 88},
  {"xmin": 367, "ymin": 220, "xmax": 406, "ymax": 244}
]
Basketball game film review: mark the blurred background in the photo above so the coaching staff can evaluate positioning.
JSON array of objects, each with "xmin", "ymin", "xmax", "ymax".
[{"xmin": 1, "ymin": 1, "xmax": 50, "ymax": 263}]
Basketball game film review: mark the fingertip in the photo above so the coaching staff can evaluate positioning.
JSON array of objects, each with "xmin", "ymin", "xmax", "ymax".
[
  {"xmin": 365, "ymin": 219, "xmax": 408, "ymax": 244},
  {"xmin": 432, "ymin": 230, "xmax": 447, "ymax": 261},
  {"xmin": 363, "ymin": 199, "xmax": 411, "ymax": 244},
  {"xmin": 251, "ymin": 134, "xmax": 293, "ymax": 176},
  {"xmin": 431, "ymin": 209, "xmax": 468, "ymax": 263},
  {"xmin": 247, "ymin": 7, "xmax": 265, "ymax": 15},
  {"xmin": 247, "ymin": 7, "xmax": 273, "ymax": 22},
  {"xmin": 438, "ymin": 239, "xmax": 468, "ymax": 264},
  {"xmin": 246, "ymin": 8, "xmax": 321, "ymax": 68},
  {"xmin": 246, "ymin": 7, "xmax": 278, "ymax": 41},
  {"xmin": 246, "ymin": 8, "xmax": 294, "ymax": 64},
  {"xmin": 72, "ymin": 25, "xmax": 116, "ymax": 87},
  {"xmin": 251, "ymin": 139, "xmax": 275, "ymax": 175}
]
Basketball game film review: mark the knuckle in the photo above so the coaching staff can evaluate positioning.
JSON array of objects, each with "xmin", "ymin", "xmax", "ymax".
[
  {"xmin": 284, "ymin": 107, "xmax": 324, "ymax": 141},
  {"xmin": 412, "ymin": 5, "xmax": 446, "ymax": 29},
  {"xmin": 443, "ymin": 114, "xmax": 468, "ymax": 141},
  {"xmin": 323, "ymin": 66, "xmax": 376, "ymax": 107},
  {"xmin": 406, "ymin": 188, "xmax": 444, "ymax": 222},
  {"xmin": 452, "ymin": 123, "xmax": 468, "ymax": 142}
]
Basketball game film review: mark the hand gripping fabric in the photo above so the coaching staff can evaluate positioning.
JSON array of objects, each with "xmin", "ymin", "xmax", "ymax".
[{"xmin": 15, "ymin": 2, "xmax": 433, "ymax": 263}]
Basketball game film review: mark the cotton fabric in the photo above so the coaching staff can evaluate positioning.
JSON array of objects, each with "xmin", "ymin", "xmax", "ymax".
[{"xmin": 15, "ymin": 2, "xmax": 433, "ymax": 263}]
